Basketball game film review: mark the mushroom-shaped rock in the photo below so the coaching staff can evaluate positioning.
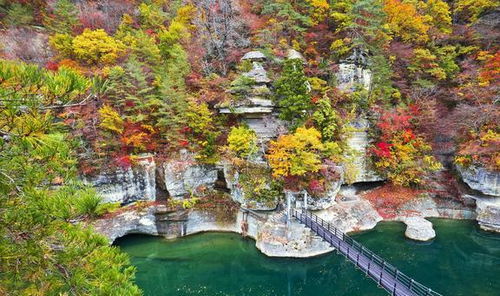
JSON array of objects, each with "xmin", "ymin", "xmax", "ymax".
[
  {"xmin": 403, "ymin": 217, "xmax": 436, "ymax": 241},
  {"xmin": 241, "ymin": 51, "xmax": 267, "ymax": 61}
]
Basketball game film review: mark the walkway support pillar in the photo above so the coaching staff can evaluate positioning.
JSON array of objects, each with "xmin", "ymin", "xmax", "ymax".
[
  {"xmin": 303, "ymin": 191, "xmax": 308, "ymax": 211},
  {"xmin": 286, "ymin": 191, "xmax": 292, "ymax": 227}
]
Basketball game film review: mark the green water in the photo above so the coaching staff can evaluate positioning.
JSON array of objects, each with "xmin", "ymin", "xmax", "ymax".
[{"xmin": 115, "ymin": 219, "xmax": 500, "ymax": 296}]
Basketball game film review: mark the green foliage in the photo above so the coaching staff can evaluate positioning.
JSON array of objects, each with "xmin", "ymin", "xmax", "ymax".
[
  {"xmin": 99, "ymin": 105, "xmax": 124, "ymax": 134},
  {"xmin": 420, "ymin": 0, "xmax": 452, "ymax": 33},
  {"xmin": 259, "ymin": 0, "xmax": 313, "ymax": 37},
  {"xmin": 227, "ymin": 125, "xmax": 258, "ymax": 159},
  {"xmin": 0, "ymin": 61, "xmax": 140, "ymax": 293},
  {"xmin": 409, "ymin": 45, "xmax": 459, "ymax": 84},
  {"xmin": 0, "ymin": 59, "xmax": 89, "ymax": 106},
  {"xmin": 50, "ymin": 29, "xmax": 126, "ymax": 65},
  {"xmin": 138, "ymin": 2, "xmax": 168, "ymax": 30},
  {"xmin": 274, "ymin": 59, "xmax": 312, "ymax": 125},
  {"xmin": 238, "ymin": 164, "xmax": 283, "ymax": 203},
  {"xmin": 49, "ymin": 33, "xmax": 74, "ymax": 57},
  {"xmin": 2, "ymin": 2, "xmax": 33, "ymax": 26},
  {"xmin": 185, "ymin": 100, "xmax": 220, "ymax": 163},
  {"xmin": 43, "ymin": 0, "xmax": 78, "ymax": 34},
  {"xmin": 185, "ymin": 100, "xmax": 213, "ymax": 134},
  {"xmin": 312, "ymin": 98, "xmax": 342, "ymax": 142},
  {"xmin": 229, "ymin": 75, "xmax": 256, "ymax": 98},
  {"xmin": 169, "ymin": 197, "xmax": 199, "ymax": 209}
]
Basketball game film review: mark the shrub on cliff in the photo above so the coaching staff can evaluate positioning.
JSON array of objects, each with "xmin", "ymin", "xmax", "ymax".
[{"xmin": 371, "ymin": 107, "xmax": 442, "ymax": 186}]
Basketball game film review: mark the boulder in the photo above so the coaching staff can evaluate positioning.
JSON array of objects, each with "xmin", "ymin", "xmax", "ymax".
[
  {"xmin": 84, "ymin": 154, "xmax": 156, "ymax": 203},
  {"xmin": 456, "ymin": 165, "xmax": 500, "ymax": 196},
  {"xmin": 287, "ymin": 49, "xmax": 306, "ymax": 62},
  {"xmin": 255, "ymin": 217, "xmax": 333, "ymax": 257},
  {"xmin": 403, "ymin": 217, "xmax": 435, "ymax": 241},
  {"xmin": 316, "ymin": 192, "xmax": 382, "ymax": 233},
  {"xmin": 337, "ymin": 64, "xmax": 372, "ymax": 91},
  {"xmin": 300, "ymin": 180, "xmax": 343, "ymax": 211}
]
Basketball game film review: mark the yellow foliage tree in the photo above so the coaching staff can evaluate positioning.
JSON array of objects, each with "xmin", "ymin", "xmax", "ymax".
[
  {"xmin": 384, "ymin": 0, "xmax": 430, "ymax": 43},
  {"xmin": 227, "ymin": 126, "xmax": 258, "ymax": 159},
  {"xmin": 98, "ymin": 105, "xmax": 124, "ymax": 134},
  {"xmin": 72, "ymin": 29, "xmax": 126, "ymax": 64},
  {"xmin": 267, "ymin": 127, "xmax": 324, "ymax": 178},
  {"xmin": 455, "ymin": 0, "xmax": 498, "ymax": 23}
]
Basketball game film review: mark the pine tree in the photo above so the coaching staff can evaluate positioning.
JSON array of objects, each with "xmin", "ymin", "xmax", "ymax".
[
  {"xmin": 43, "ymin": 0, "xmax": 78, "ymax": 34},
  {"xmin": 274, "ymin": 59, "xmax": 312, "ymax": 126}
]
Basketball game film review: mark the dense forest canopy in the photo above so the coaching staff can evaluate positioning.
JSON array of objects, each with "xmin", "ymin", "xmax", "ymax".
[{"xmin": 0, "ymin": 0, "xmax": 498, "ymax": 294}]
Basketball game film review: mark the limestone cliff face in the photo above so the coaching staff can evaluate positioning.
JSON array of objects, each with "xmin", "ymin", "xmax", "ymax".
[
  {"xmin": 159, "ymin": 151, "xmax": 218, "ymax": 199},
  {"xmin": 345, "ymin": 117, "xmax": 384, "ymax": 184},
  {"xmin": 336, "ymin": 48, "xmax": 372, "ymax": 91},
  {"xmin": 83, "ymin": 154, "xmax": 156, "ymax": 204},
  {"xmin": 457, "ymin": 165, "xmax": 500, "ymax": 197}
]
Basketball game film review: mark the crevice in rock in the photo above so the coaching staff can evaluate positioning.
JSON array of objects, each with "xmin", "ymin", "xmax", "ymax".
[{"xmin": 214, "ymin": 168, "xmax": 230, "ymax": 193}]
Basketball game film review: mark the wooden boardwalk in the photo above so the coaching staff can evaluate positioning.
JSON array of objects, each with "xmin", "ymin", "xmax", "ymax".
[{"xmin": 291, "ymin": 209, "xmax": 443, "ymax": 296}]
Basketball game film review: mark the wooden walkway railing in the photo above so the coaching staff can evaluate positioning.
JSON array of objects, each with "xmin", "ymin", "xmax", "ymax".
[{"xmin": 291, "ymin": 209, "xmax": 443, "ymax": 296}]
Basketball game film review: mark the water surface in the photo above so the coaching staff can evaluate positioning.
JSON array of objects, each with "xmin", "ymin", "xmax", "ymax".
[{"xmin": 116, "ymin": 219, "xmax": 500, "ymax": 296}]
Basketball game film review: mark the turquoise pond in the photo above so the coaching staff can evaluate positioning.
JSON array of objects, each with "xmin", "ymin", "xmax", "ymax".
[{"xmin": 115, "ymin": 219, "xmax": 500, "ymax": 296}]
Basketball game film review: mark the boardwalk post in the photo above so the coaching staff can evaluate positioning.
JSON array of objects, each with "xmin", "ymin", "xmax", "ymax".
[
  {"xmin": 409, "ymin": 279, "xmax": 414, "ymax": 291},
  {"xmin": 286, "ymin": 191, "xmax": 292, "ymax": 227},
  {"xmin": 367, "ymin": 253, "xmax": 373, "ymax": 276},
  {"xmin": 378, "ymin": 262, "xmax": 385, "ymax": 285},
  {"xmin": 303, "ymin": 191, "xmax": 308, "ymax": 211}
]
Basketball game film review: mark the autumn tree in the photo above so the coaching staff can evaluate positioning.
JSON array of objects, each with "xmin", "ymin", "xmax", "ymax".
[
  {"xmin": 227, "ymin": 125, "xmax": 258, "ymax": 159},
  {"xmin": 383, "ymin": 0, "xmax": 430, "ymax": 43},
  {"xmin": 194, "ymin": 0, "xmax": 250, "ymax": 75},
  {"xmin": 267, "ymin": 127, "xmax": 324, "ymax": 178},
  {"xmin": 371, "ymin": 107, "xmax": 442, "ymax": 186}
]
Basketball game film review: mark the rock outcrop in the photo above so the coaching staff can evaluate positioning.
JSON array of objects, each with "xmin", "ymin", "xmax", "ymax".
[
  {"xmin": 402, "ymin": 217, "xmax": 436, "ymax": 241},
  {"xmin": 92, "ymin": 206, "xmax": 159, "ymax": 243},
  {"xmin": 316, "ymin": 188, "xmax": 382, "ymax": 233},
  {"xmin": 471, "ymin": 195, "xmax": 500, "ymax": 233},
  {"xmin": 218, "ymin": 50, "xmax": 285, "ymax": 141},
  {"xmin": 84, "ymin": 154, "xmax": 156, "ymax": 203},
  {"xmin": 456, "ymin": 165, "xmax": 500, "ymax": 196},
  {"xmin": 223, "ymin": 163, "xmax": 279, "ymax": 210},
  {"xmin": 336, "ymin": 48, "xmax": 372, "ymax": 91},
  {"xmin": 160, "ymin": 152, "xmax": 218, "ymax": 199},
  {"xmin": 256, "ymin": 216, "xmax": 333, "ymax": 257},
  {"xmin": 345, "ymin": 117, "xmax": 384, "ymax": 183}
]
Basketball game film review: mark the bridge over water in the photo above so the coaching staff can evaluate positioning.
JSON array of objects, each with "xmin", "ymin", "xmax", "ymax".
[{"xmin": 291, "ymin": 209, "xmax": 443, "ymax": 296}]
